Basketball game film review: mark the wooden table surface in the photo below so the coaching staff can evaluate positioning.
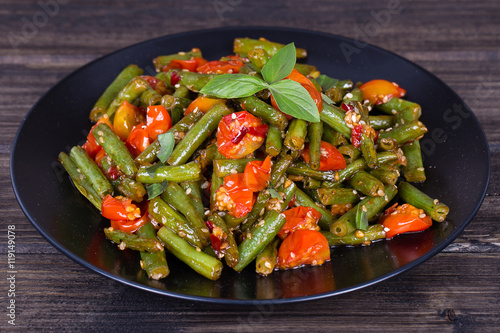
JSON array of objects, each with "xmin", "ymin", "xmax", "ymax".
[{"xmin": 1, "ymin": 0, "xmax": 499, "ymax": 331}]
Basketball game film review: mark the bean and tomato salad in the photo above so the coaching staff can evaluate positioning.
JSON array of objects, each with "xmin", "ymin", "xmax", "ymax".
[{"xmin": 58, "ymin": 37, "xmax": 449, "ymax": 281}]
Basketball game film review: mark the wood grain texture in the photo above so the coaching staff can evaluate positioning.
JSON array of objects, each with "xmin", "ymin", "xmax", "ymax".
[{"xmin": 1, "ymin": 0, "xmax": 499, "ymax": 331}]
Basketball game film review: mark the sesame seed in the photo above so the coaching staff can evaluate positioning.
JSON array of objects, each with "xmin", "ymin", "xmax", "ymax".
[
  {"xmin": 355, "ymin": 230, "xmax": 365, "ymax": 238},
  {"xmin": 232, "ymin": 113, "xmax": 237, "ymax": 119},
  {"xmin": 178, "ymin": 51, "xmax": 186, "ymax": 55},
  {"xmin": 201, "ymin": 181, "xmax": 209, "ymax": 189},
  {"xmin": 362, "ymin": 205, "xmax": 367, "ymax": 212},
  {"xmin": 377, "ymin": 189, "xmax": 385, "ymax": 196},
  {"xmin": 230, "ymin": 169, "xmax": 237, "ymax": 174},
  {"xmin": 384, "ymin": 195, "xmax": 389, "ymax": 202},
  {"xmin": 118, "ymin": 242, "xmax": 126, "ymax": 250},
  {"xmin": 345, "ymin": 93, "xmax": 353, "ymax": 99},
  {"xmin": 401, "ymin": 119, "xmax": 405, "ymax": 124},
  {"xmin": 384, "ymin": 227, "xmax": 390, "ymax": 233},
  {"xmin": 196, "ymin": 247, "xmax": 201, "ymax": 252},
  {"xmin": 433, "ymin": 199, "xmax": 439, "ymax": 204},
  {"xmin": 419, "ymin": 214, "xmax": 426, "ymax": 219},
  {"xmin": 202, "ymin": 228, "xmax": 209, "ymax": 234},
  {"xmin": 353, "ymin": 190, "xmax": 357, "ymax": 194},
  {"xmin": 204, "ymin": 210, "xmax": 211, "ymax": 216},
  {"xmin": 178, "ymin": 231, "xmax": 187, "ymax": 238},
  {"xmin": 185, "ymin": 188, "xmax": 192, "ymax": 195},
  {"xmin": 417, "ymin": 167, "xmax": 425, "ymax": 171},
  {"xmin": 140, "ymin": 260, "xmax": 144, "ymax": 269},
  {"xmin": 182, "ymin": 69, "xmax": 189, "ymax": 72},
  {"xmin": 391, "ymin": 109, "xmax": 398, "ymax": 115},
  {"xmin": 265, "ymin": 261, "xmax": 272, "ymax": 269}
]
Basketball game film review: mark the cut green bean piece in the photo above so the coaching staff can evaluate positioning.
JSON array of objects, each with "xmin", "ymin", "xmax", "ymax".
[
  {"xmin": 369, "ymin": 115, "xmax": 395, "ymax": 130},
  {"xmin": 209, "ymin": 214, "xmax": 239, "ymax": 268},
  {"xmin": 158, "ymin": 70, "xmax": 215, "ymax": 92},
  {"xmin": 116, "ymin": 177, "xmax": 146, "ymax": 202},
  {"xmin": 398, "ymin": 181, "xmax": 449, "ymax": 222},
  {"xmin": 248, "ymin": 48, "xmax": 270, "ymax": 72},
  {"xmin": 287, "ymin": 162, "xmax": 339, "ymax": 182},
  {"xmin": 338, "ymin": 144, "xmax": 361, "ymax": 164},
  {"xmin": 343, "ymin": 87, "xmax": 364, "ymax": 104},
  {"xmin": 92, "ymin": 123, "xmax": 138, "ymax": 178},
  {"xmin": 58, "ymin": 152, "xmax": 102, "ymax": 210},
  {"xmin": 308, "ymin": 121, "xmax": 323, "ymax": 170},
  {"xmin": 148, "ymin": 196, "xmax": 203, "ymax": 248},
  {"xmin": 330, "ymin": 185, "xmax": 397, "ymax": 237},
  {"xmin": 240, "ymin": 190, "xmax": 271, "ymax": 233},
  {"xmin": 139, "ymin": 87, "xmax": 162, "ymax": 107},
  {"xmin": 321, "ymin": 224, "xmax": 386, "ymax": 246},
  {"xmin": 104, "ymin": 227, "xmax": 163, "ymax": 253},
  {"xmin": 369, "ymin": 168, "xmax": 399, "ymax": 186},
  {"xmin": 378, "ymin": 120, "xmax": 428, "ymax": 146},
  {"xmin": 106, "ymin": 76, "xmax": 149, "ymax": 120},
  {"xmin": 69, "ymin": 146, "xmax": 113, "ymax": 199},
  {"xmin": 256, "ymin": 238, "xmax": 279, "ymax": 276},
  {"xmin": 348, "ymin": 170, "xmax": 385, "ymax": 197},
  {"xmin": 294, "ymin": 187, "xmax": 334, "ymax": 230},
  {"xmin": 284, "ymin": 118, "xmax": 308, "ymax": 151},
  {"xmin": 157, "ymin": 227, "xmax": 223, "ymax": 281},
  {"xmin": 239, "ymin": 96, "xmax": 288, "ymax": 131},
  {"xmin": 137, "ymin": 161, "xmax": 202, "ymax": 184},
  {"xmin": 270, "ymin": 154, "xmax": 294, "ymax": 188},
  {"xmin": 180, "ymin": 181, "xmax": 205, "ymax": 218},
  {"xmin": 234, "ymin": 210, "xmax": 286, "ymax": 272},
  {"xmin": 233, "ymin": 37, "xmax": 307, "ymax": 58},
  {"xmin": 162, "ymin": 182, "xmax": 210, "ymax": 246},
  {"xmin": 265, "ymin": 126, "xmax": 283, "ymax": 157},
  {"xmin": 376, "ymin": 98, "xmax": 421, "ymax": 118},
  {"xmin": 360, "ymin": 134, "xmax": 378, "ymax": 169},
  {"xmin": 320, "ymin": 103, "xmax": 351, "ymax": 138},
  {"xmin": 136, "ymin": 222, "xmax": 169, "ymax": 280},
  {"xmin": 402, "ymin": 140, "xmax": 426, "ymax": 182},
  {"xmin": 168, "ymin": 102, "xmax": 231, "ymax": 165},
  {"xmin": 317, "ymin": 187, "xmax": 359, "ymax": 206},
  {"xmin": 90, "ymin": 64, "xmax": 144, "ymax": 122},
  {"xmin": 322, "ymin": 123, "xmax": 349, "ymax": 147},
  {"xmin": 213, "ymin": 158, "xmax": 260, "ymax": 178},
  {"xmin": 152, "ymin": 48, "xmax": 202, "ymax": 72}
]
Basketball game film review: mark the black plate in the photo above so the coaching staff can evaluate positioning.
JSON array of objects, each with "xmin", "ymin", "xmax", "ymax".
[{"xmin": 11, "ymin": 27, "xmax": 490, "ymax": 304}]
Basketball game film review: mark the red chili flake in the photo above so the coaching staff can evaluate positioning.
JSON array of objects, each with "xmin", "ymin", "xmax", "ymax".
[
  {"xmin": 341, "ymin": 102, "xmax": 353, "ymax": 112},
  {"xmin": 170, "ymin": 71, "xmax": 181, "ymax": 86},
  {"xmin": 247, "ymin": 124, "xmax": 269, "ymax": 137},
  {"xmin": 205, "ymin": 220, "xmax": 214, "ymax": 233},
  {"xmin": 288, "ymin": 194, "xmax": 296, "ymax": 209},
  {"xmin": 231, "ymin": 126, "xmax": 249, "ymax": 144},
  {"xmin": 351, "ymin": 124, "xmax": 363, "ymax": 148},
  {"xmin": 210, "ymin": 234, "xmax": 222, "ymax": 253}
]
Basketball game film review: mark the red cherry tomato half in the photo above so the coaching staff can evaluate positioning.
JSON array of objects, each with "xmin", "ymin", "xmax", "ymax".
[
  {"xmin": 185, "ymin": 96, "xmax": 224, "ymax": 115},
  {"xmin": 82, "ymin": 115, "xmax": 113, "ymax": 158},
  {"xmin": 217, "ymin": 111, "xmax": 268, "ymax": 159},
  {"xmin": 244, "ymin": 155, "xmax": 272, "ymax": 192},
  {"xmin": 277, "ymin": 229, "xmax": 330, "ymax": 270},
  {"xmin": 301, "ymin": 141, "xmax": 347, "ymax": 171},
  {"xmin": 278, "ymin": 206, "xmax": 322, "ymax": 239},
  {"xmin": 163, "ymin": 57, "xmax": 208, "ymax": 72},
  {"xmin": 126, "ymin": 123, "xmax": 150, "ymax": 157},
  {"xmin": 145, "ymin": 105, "xmax": 172, "ymax": 141},
  {"xmin": 113, "ymin": 101, "xmax": 144, "ymax": 141},
  {"xmin": 217, "ymin": 173, "xmax": 255, "ymax": 218},
  {"xmin": 359, "ymin": 79, "xmax": 406, "ymax": 105},
  {"xmin": 196, "ymin": 56, "xmax": 244, "ymax": 74},
  {"xmin": 380, "ymin": 203, "xmax": 432, "ymax": 239},
  {"xmin": 110, "ymin": 211, "xmax": 149, "ymax": 234},
  {"xmin": 101, "ymin": 195, "xmax": 141, "ymax": 221}
]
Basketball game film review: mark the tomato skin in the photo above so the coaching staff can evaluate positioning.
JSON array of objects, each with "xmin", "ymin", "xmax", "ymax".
[
  {"xmin": 217, "ymin": 111, "xmax": 268, "ymax": 159},
  {"xmin": 102, "ymin": 195, "xmax": 141, "ymax": 221},
  {"xmin": 244, "ymin": 155, "xmax": 272, "ymax": 192},
  {"xmin": 126, "ymin": 123, "xmax": 150, "ymax": 157},
  {"xmin": 113, "ymin": 101, "xmax": 143, "ymax": 141},
  {"xmin": 277, "ymin": 230, "xmax": 330, "ymax": 270},
  {"xmin": 145, "ymin": 105, "xmax": 172, "ymax": 141},
  {"xmin": 196, "ymin": 56, "xmax": 244, "ymax": 74},
  {"xmin": 185, "ymin": 96, "xmax": 224, "ymax": 115},
  {"xmin": 163, "ymin": 57, "xmax": 208, "ymax": 72},
  {"xmin": 216, "ymin": 173, "xmax": 255, "ymax": 218},
  {"xmin": 278, "ymin": 206, "xmax": 322, "ymax": 239},
  {"xmin": 82, "ymin": 115, "xmax": 113, "ymax": 158},
  {"xmin": 301, "ymin": 141, "xmax": 347, "ymax": 171},
  {"xmin": 359, "ymin": 79, "xmax": 406, "ymax": 105},
  {"xmin": 380, "ymin": 203, "xmax": 432, "ymax": 239},
  {"xmin": 110, "ymin": 211, "xmax": 149, "ymax": 234},
  {"xmin": 94, "ymin": 149, "xmax": 120, "ymax": 180}
]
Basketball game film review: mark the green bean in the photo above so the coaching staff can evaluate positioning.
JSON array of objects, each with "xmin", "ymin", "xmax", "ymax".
[
  {"xmin": 321, "ymin": 224, "xmax": 386, "ymax": 247},
  {"xmin": 265, "ymin": 125, "xmax": 283, "ymax": 157},
  {"xmin": 234, "ymin": 210, "xmax": 286, "ymax": 272},
  {"xmin": 161, "ymin": 182, "xmax": 210, "ymax": 246},
  {"xmin": 173, "ymin": 85, "xmax": 190, "ymax": 99},
  {"xmin": 284, "ymin": 118, "xmax": 308, "ymax": 151},
  {"xmin": 287, "ymin": 162, "xmax": 339, "ymax": 182},
  {"xmin": 303, "ymin": 177, "xmax": 322, "ymax": 190},
  {"xmin": 152, "ymin": 48, "xmax": 202, "ymax": 72},
  {"xmin": 402, "ymin": 140, "xmax": 426, "ymax": 182},
  {"xmin": 322, "ymin": 124, "xmax": 349, "ymax": 147},
  {"xmin": 92, "ymin": 123, "xmax": 138, "ymax": 178},
  {"xmin": 157, "ymin": 69, "xmax": 215, "ymax": 92},
  {"xmin": 378, "ymin": 120, "xmax": 428, "ymax": 146},
  {"xmin": 378, "ymin": 137, "xmax": 398, "ymax": 151},
  {"xmin": 69, "ymin": 146, "xmax": 113, "ymax": 199},
  {"xmin": 294, "ymin": 187, "xmax": 334, "ymax": 230},
  {"xmin": 360, "ymin": 134, "xmax": 378, "ymax": 169},
  {"xmin": 139, "ymin": 87, "xmax": 162, "ymax": 107},
  {"xmin": 180, "ymin": 181, "xmax": 205, "ymax": 218},
  {"xmin": 398, "ymin": 181, "xmax": 449, "ymax": 222},
  {"xmin": 136, "ymin": 161, "xmax": 202, "ymax": 184},
  {"xmin": 240, "ymin": 190, "xmax": 271, "ymax": 233},
  {"xmin": 222, "ymin": 213, "xmax": 247, "ymax": 230},
  {"xmin": 90, "ymin": 64, "xmax": 144, "ymax": 122},
  {"xmin": 106, "ymin": 76, "xmax": 149, "ymax": 120},
  {"xmin": 116, "ymin": 177, "xmax": 146, "ymax": 202},
  {"xmin": 369, "ymin": 168, "xmax": 399, "ymax": 186},
  {"xmin": 157, "ymin": 227, "xmax": 223, "ymax": 281},
  {"xmin": 376, "ymin": 97, "xmax": 421, "ymax": 119},
  {"xmin": 330, "ymin": 185, "xmax": 397, "ymax": 237},
  {"xmin": 239, "ymin": 96, "xmax": 288, "ymax": 131},
  {"xmin": 395, "ymin": 107, "xmax": 421, "ymax": 124},
  {"xmin": 135, "ymin": 108, "xmax": 204, "ymax": 165},
  {"xmin": 213, "ymin": 158, "xmax": 260, "ymax": 177},
  {"xmin": 194, "ymin": 142, "xmax": 218, "ymax": 170},
  {"xmin": 167, "ymin": 102, "xmax": 231, "ymax": 165},
  {"xmin": 338, "ymin": 144, "xmax": 361, "ymax": 164},
  {"xmin": 208, "ymin": 214, "xmax": 239, "ymax": 268},
  {"xmin": 369, "ymin": 115, "xmax": 395, "ymax": 130},
  {"xmin": 233, "ymin": 37, "xmax": 307, "ymax": 58},
  {"xmin": 270, "ymin": 154, "xmax": 294, "ymax": 187},
  {"xmin": 136, "ymin": 222, "xmax": 169, "ymax": 280},
  {"xmin": 58, "ymin": 152, "xmax": 102, "ymax": 210},
  {"xmin": 294, "ymin": 63, "xmax": 317, "ymax": 76},
  {"xmin": 247, "ymin": 48, "xmax": 270, "ymax": 72},
  {"xmin": 320, "ymin": 103, "xmax": 351, "ymax": 138},
  {"xmin": 343, "ymin": 87, "xmax": 364, "ymax": 104},
  {"xmin": 308, "ymin": 121, "xmax": 323, "ymax": 169},
  {"xmin": 104, "ymin": 227, "xmax": 163, "ymax": 253},
  {"xmin": 256, "ymin": 238, "xmax": 279, "ymax": 276},
  {"xmin": 348, "ymin": 170, "xmax": 385, "ymax": 197},
  {"xmin": 148, "ymin": 196, "xmax": 203, "ymax": 248},
  {"xmin": 317, "ymin": 187, "xmax": 360, "ymax": 206}
]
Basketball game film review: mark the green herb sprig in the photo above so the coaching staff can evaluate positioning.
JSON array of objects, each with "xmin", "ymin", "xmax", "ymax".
[{"xmin": 200, "ymin": 43, "xmax": 320, "ymax": 123}]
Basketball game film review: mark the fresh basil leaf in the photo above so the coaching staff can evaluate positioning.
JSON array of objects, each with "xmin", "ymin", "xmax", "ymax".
[
  {"xmin": 316, "ymin": 74, "xmax": 340, "ymax": 91},
  {"xmin": 261, "ymin": 43, "xmax": 296, "ymax": 84},
  {"xmin": 146, "ymin": 181, "xmax": 168, "ymax": 199},
  {"xmin": 269, "ymin": 80, "xmax": 320, "ymax": 123},
  {"xmin": 321, "ymin": 93, "xmax": 335, "ymax": 106},
  {"xmin": 268, "ymin": 188, "xmax": 281, "ymax": 199},
  {"xmin": 157, "ymin": 132, "xmax": 175, "ymax": 163},
  {"xmin": 355, "ymin": 204, "xmax": 369, "ymax": 231},
  {"xmin": 199, "ymin": 74, "xmax": 268, "ymax": 98}
]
